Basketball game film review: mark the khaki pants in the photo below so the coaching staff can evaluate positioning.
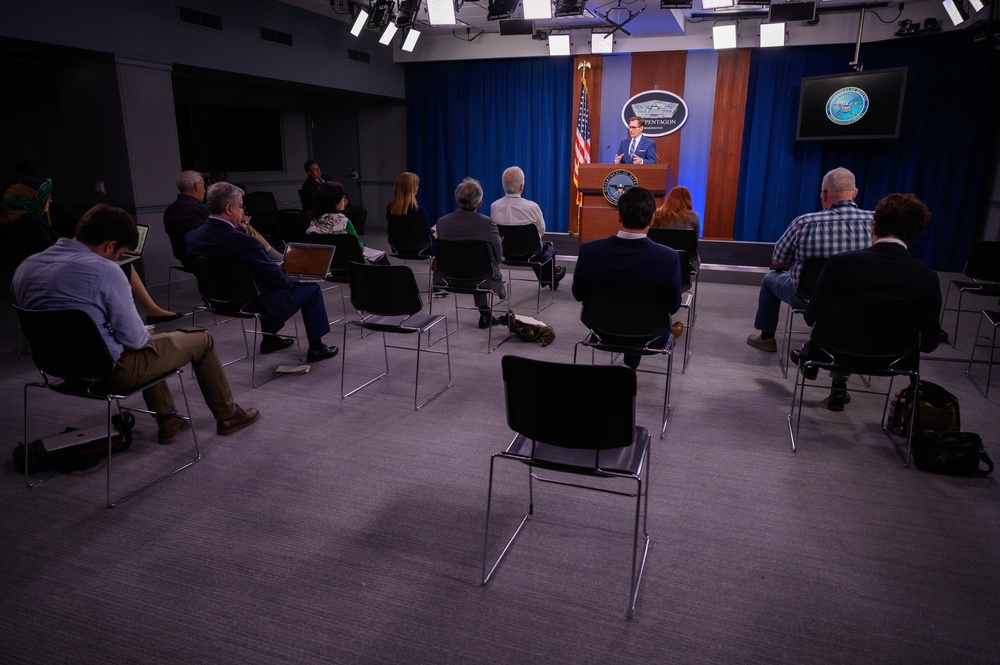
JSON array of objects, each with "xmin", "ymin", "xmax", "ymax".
[{"xmin": 94, "ymin": 330, "xmax": 238, "ymax": 421}]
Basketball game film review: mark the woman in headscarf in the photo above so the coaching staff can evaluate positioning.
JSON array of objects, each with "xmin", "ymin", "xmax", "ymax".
[
  {"xmin": 1, "ymin": 177, "xmax": 180, "ymax": 324},
  {"xmin": 0, "ymin": 177, "xmax": 59, "ymax": 267}
]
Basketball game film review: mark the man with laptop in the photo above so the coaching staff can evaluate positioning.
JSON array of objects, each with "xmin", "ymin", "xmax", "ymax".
[
  {"xmin": 13, "ymin": 203, "xmax": 260, "ymax": 444},
  {"xmin": 185, "ymin": 183, "xmax": 338, "ymax": 363}
]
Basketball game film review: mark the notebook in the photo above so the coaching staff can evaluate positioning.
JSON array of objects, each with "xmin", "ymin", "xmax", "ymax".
[
  {"xmin": 117, "ymin": 223, "xmax": 148, "ymax": 266},
  {"xmin": 282, "ymin": 242, "xmax": 336, "ymax": 282}
]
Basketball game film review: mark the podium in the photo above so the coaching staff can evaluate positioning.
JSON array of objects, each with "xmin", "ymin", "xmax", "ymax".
[{"xmin": 575, "ymin": 163, "xmax": 675, "ymax": 244}]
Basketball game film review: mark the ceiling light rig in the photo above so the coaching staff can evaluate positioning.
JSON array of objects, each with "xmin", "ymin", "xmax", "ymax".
[
  {"xmin": 396, "ymin": 0, "xmax": 422, "ymax": 26},
  {"xmin": 712, "ymin": 22, "xmax": 738, "ymax": 48},
  {"xmin": 595, "ymin": 0, "xmax": 645, "ymax": 37},
  {"xmin": 548, "ymin": 33, "xmax": 571, "ymax": 55},
  {"xmin": 591, "ymin": 30, "xmax": 614, "ymax": 52},
  {"xmin": 759, "ymin": 21, "xmax": 785, "ymax": 46}
]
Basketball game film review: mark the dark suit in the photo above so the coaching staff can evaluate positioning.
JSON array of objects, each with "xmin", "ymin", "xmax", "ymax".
[
  {"xmin": 803, "ymin": 241, "xmax": 941, "ymax": 367},
  {"xmin": 573, "ymin": 234, "xmax": 682, "ymax": 366},
  {"xmin": 434, "ymin": 208, "xmax": 505, "ymax": 308},
  {"xmin": 185, "ymin": 217, "xmax": 331, "ymax": 341},
  {"xmin": 615, "ymin": 136, "xmax": 658, "ymax": 165}
]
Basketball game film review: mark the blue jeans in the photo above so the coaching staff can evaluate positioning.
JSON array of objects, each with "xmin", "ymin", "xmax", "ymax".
[{"xmin": 754, "ymin": 271, "xmax": 807, "ymax": 333}]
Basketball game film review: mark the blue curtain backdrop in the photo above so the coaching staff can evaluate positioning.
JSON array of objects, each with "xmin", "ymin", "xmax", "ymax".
[
  {"xmin": 734, "ymin": 31, "xmax": 997, "ymax": 270},
  {"xmin": 405, "ymin": 58, "xmax": 573, "ymax": 232}
]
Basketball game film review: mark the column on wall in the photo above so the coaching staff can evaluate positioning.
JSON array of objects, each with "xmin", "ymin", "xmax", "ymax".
[{"xmin": 704, "ymin": 49, "xmax": 751, "ymax": 240}]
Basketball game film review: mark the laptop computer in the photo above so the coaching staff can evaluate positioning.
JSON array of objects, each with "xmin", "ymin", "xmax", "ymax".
[
  {"xmin": 282, "ymin": 242, "xmax": 336, "ymax": 282},
  {"xmin": 117, "ymin": 223, "xmax": 148, "ymax": 266}
]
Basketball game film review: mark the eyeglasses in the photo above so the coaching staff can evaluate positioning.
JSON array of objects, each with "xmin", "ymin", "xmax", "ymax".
[{"xmin": 628, "ymin": 125, "xmax": 641, "ymax": 130}]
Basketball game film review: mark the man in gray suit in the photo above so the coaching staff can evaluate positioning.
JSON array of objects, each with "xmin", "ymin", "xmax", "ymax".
[{"xmin": 434, "ymin": 177, "xmax": 506, "ymax": 329}]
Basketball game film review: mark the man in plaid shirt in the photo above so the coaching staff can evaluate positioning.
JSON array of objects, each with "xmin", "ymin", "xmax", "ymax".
[{"xmin": 747, "ymin": 167, "xmax": 873, "ymax": 353}]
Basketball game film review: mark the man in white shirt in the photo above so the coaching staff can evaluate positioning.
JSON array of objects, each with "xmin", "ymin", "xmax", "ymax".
[{"xmin": 489, "ymin": 166, "xmax": 566, "ymax": 290}]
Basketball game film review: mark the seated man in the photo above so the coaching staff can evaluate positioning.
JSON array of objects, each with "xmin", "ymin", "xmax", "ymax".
[
  {"xmin": 490, "ymin": 166, "xmax": 566, "ymax": 290},
  {"xmin": 301, "ymin": 160, "xmax": 367, "ymax": 233},
  {"xmin": 434, "ymin": 177, "xmax": 506, "ymax": 329},
  {"xmin": 12, "ymin": 204, "xmax": 259, "ymax": 443},
  {"xmin": 747, "ymin": 167, "xmax": 873, "ymax": 353},
  {"xmin": 163, "ymin": 170, "xmax": 281, "ymax": 267},
  {"xmin": 573, "ymin": 186, "xmax": 682, "ymax": 369},
  {"xmin": 185, "ymin": 182, "xmax": 339, "ymax": 363},
  {"xmin": 795, "ymin": 193, "xmax": 942, "ymax": 411}
]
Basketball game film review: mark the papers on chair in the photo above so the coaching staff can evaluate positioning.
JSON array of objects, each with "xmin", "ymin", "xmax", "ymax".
[
  {"xmin": 275, "ymin": 365, "xmax": 311, "ymax": 374},
  {"xmin": 363, "ymin": 247, "xmax": 386, "ymax": 263}
]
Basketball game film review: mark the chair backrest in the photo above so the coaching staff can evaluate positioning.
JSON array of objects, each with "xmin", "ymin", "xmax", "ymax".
[
  {"xmin": 796, "ymin": 257, "xmax": 828, "ymax": 300},
  {"xmin": 297, "ymin": 188, "xmax": 311, "ymax": 211},
  {"xmin": 309, "ymin": 233, "xmax": 365, "ymax": 272},
  {"xmin": 581, "ymin": 287, "xmax": 675, "ymax": 342},
  {"xmin": 497, "ymin": 224, "xmax": 542, "ymax": 260},
  {"xmin": 502, "ymin": 355, "xmax": 637, "ymax": 451},
  {"xmin": 386, "ymin": 215, "xmax": 433, "ymax": 256},
  {"xmin": 189, "ymin": 255, "xmax": 260, "ymax": 310},
  {"xmin": 276, "ymin": 210, "xmax": 311, "ymax": 244},
  {"xmin": 647, "ymin": 228, "xmax": 699, "ymax": 260},
  {"xmin": 349, "ymin": 263, "xmax": 423, "ymax": 317},
  {"xmin": 676, "ymin": 251, "xmax": 692, "ymax": 293},
  {"xmin": 435, "ymin": 239, "xmax": 495, "ymax": 283},
  {"xmin": 811, "ymin": 293, "xmax": 921, "ymax": 364},
  {"xmin": 16, "ymin": 307, "xmax": 115, "ymax": 381},
  {"xmin": 964, "ymin": 240, "xmax": 1000, "ymax": 282},
  {"xmin": 243, "ymin": 191, "xmax": 279, "ymax": 215}
]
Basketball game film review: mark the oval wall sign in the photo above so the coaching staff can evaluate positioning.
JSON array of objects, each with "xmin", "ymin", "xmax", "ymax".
[{"xmin": 621, "ymin": 89, "xmax": 689, "ymax": 137}]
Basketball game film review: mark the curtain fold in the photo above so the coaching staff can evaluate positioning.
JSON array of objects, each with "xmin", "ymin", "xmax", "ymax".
[
  {"xmin": 406, "ymin": 58, "xmax": 574, "ymax": 232},
  {"xmin": 735, "ymin": 32, "xmax": 997, "ymax": 270}
]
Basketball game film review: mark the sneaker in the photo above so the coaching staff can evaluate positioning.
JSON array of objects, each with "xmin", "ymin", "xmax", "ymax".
[{"xmin": 747, "ymin": 334, "xmax": 777, "ymax": 353}]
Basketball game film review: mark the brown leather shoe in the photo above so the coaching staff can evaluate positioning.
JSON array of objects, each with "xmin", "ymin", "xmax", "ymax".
[
  {"xmin": 216, "ymin": 406, "xmax": 261, "ymax": 436},
  {"xmin": 157, "ymin": 416, "xmax": 189, "ymax": 445}
]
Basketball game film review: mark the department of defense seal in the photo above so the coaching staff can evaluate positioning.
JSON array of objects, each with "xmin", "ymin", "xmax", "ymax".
[
  {"xmin": 603, "ymin": 169, "xmax": 639, "ymax": 206},
  {"xmin": 825, "ymin": 86, "xmax": 869, "ymax": 126}
]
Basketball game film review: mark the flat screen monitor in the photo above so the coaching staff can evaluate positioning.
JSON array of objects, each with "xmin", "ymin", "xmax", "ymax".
[
  {"xmin": 796, "ymin": 67, "xmax": 907, "ymax": 141},
  {"xmin": 768, "ymin": 1, "xmax": 816, "ymax": 22}
]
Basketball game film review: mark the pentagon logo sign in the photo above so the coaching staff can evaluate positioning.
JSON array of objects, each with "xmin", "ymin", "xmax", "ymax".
[{"xmin": 622, "ymin": 90, "xmax": 688, "ymax": 137}]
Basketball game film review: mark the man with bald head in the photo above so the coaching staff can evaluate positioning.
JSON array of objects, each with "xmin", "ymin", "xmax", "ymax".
[{"xmin": 747, "ymin": 167, "xmax": 873, "ymax": 353}]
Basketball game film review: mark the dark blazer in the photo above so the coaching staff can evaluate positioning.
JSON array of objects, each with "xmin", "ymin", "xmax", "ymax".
[
  {"xmin": 434, "ymin": 208, "xmax": 504, "ymax": 294},
  {"xmin": 572, "ymin": 235, "xmax": 682, "ymax": 314},
  {"xmin": 301, "ymin": 176, "xmax": 323, "ymax": 208},
  {"xmin": 185, "ymin": 217, "xmax": 299, "ymax": 326},
  {"xmin": 616, "ymin": 135, "xmax": 658, "ymax": 165},
  {"xmin": 804, "ymin": 241, "xmax": 941, "ymax": 355}
]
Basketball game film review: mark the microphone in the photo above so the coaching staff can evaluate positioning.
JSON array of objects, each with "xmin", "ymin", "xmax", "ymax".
[{"xmin": 598, "ymin": 144, "xmax": 613, "ymax": 158}]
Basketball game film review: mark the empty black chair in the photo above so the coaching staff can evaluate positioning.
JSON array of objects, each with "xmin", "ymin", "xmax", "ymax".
[
  {"xmin": 777, "ymin": 258, "xmax": 828, "ymax": 379},
  {"xmin": 497, "ymin": 224, "xmax": 555, "ymax": 313},
  {"xmin": 967, "ymin": 309, "xmax": 1000, "ymax": 397},
  {"xmin": 432, "ymin": 239, "xmax": 511, "ymax": 353},
  {"xmin": 189, "ymin": 255, "xmax": 301, "ymax": 388},
  {"xmin": 15, "ymin": 307, "xmax": 200, "ymax": 507},
  {"xmin": 275, "ymin": 210, "xmax": 311, "ymax": 246},
  {"xmin": 647, "ymin": 228, "xmax": 698, "ymax": 372},
  {"xmin": 386, "ymin": 214, "xmax": 435, "ymax": 294},
  {"xmin": 243, "ymin": 191, "xmax": 281, "ymax": 238},
  {"xmin": 939, "ymin": 240, "xmax": 1000, "ymax": 348},
  {"xmin": 573, "ymin": 287, "xmax": 676, "ymax": 438},
  {"xmin": 788, "ymin": 294, "xmax": 922, "ymax": 466},
  {"xmin": 341, "ymin": 263, "xmax": 452, "ymax": 409},
  {"xmin": 482, "ymin": 355, "xmax": 652, "ymax": 620}
]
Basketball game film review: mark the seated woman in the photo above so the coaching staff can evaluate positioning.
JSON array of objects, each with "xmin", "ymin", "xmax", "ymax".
[
  {"xmin": 2, "ymin": 177, "xmax": 180, "ymax": 324},
  {"xmin": 650, "ymin": 185, "xmax": 700, "ymax": 270},
  {"xmin": 385, "ymin": 171, "xmax": 435, "ymax": 256},
  {"xmin": 307, "ymin": 181, "xmax": 388, "ymax": 264}
]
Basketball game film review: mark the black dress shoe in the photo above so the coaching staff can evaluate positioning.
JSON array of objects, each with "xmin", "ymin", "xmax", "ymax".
[
  {"xmin": 260, "ymin": 335, "xmax": 295, "ymax": 354},
  {"xmin": 146, "ymin": 313, "xmax": 184, "ymax": 325},
  {"xmin": 306, "ymin": 344, "xmax": 339, "ymax": 362},
  {"xmin": 542, "ymin": 265, "xmax": 567, "ymax": 290},
  {"xmin": 826, "ymin": 390, "xmax": 851, "ymax": 412},
  {"xmin": 790, "ymin": 349, "xmax": 818, "ymax": 380},
  {"xmin": 478, "ymin": 313, "xmax": 501, "ymax": 329}
]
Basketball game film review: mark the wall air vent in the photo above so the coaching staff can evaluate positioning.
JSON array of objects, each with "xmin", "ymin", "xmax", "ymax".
[
  {"xmin": 260, "ymin": 27, "xmax": 294, "ymax": 46},
  {"xmin": 178, "ymin": 6, "xmax": 223, "ymax": 30},
  {"xmin": 348, "ymin": 49, "xmax": 371, "ymax": 64}
]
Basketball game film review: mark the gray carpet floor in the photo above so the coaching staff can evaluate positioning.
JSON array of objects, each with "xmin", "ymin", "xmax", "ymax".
[{"xmin": 1, "ymin": 256, "xmax": 998, "ymax": 665}]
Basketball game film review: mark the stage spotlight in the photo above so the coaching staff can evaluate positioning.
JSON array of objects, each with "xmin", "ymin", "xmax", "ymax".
[
  {"xmin": 591, "ymin": 31, "xmax": 613, "ymax": 53},
  {"xmin": 396, "ymin": 0, "xmax": 421, "ymax": 27},
  {"xmin": 487, "ymin": 0, "xmax": 518, "ymax": 20},
  {"xmin": 523, "ymin": 0, "xmax": 552, "ymax": 20},
  {"xmin": 350, "ymin": 7, "xmax": 369, "ymax": 36},
  {"xmin": 367, "ymin": 0, "xmax": 395, "ymax": 28},
  {"xmin": 379, "ymin": 22, "xmax": 398, "ymax": 44},
  {"xmin": 661, "ymin": 0, "xmax": 693, "ymax": 7},
  {"xmin": 402, "ymin": 27, "xmax": 422, "ymax": 51},
  {"xmin": 548, "ymin": 33, "xmax": 570, "ymax": 55},
  {"xmin": 713, "ymin": 24, "xmax": 737, "ymax": 48},
  {"xmin": 702, "ymin": 0, "xmax": 736, "ymax": 9},
  {"xmin": 427, "ymin": 0, "xmax": 456, "ymax": 24},
  {"xmin": 942, "ymin": 0, "xmax": 967, "ymax": 25},
  {"xmin": 760, "ymin": 22, "xmax": 785, "ymax": 47},
  {"xmin": 969, "ymin": 0, "xmax": 984, "ymax": 11}
]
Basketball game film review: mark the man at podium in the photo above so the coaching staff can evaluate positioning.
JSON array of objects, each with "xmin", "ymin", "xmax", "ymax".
[{"xmin": 613, "ymin": 117, "xmax": 658, "ymax": 165}]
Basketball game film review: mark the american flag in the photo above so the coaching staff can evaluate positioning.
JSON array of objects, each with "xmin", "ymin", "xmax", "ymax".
[{"xmin": 573, "ymin": 75, "xmax": 591, "ymax": 206}]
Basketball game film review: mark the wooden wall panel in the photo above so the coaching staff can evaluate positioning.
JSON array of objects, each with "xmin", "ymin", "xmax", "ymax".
[
  {"xmin": 629, "ymin": 52, "xmax": 687, "ymax": 177},
  {"xmin": 704, "ymin": 48, "xmax": 751, "ymax": 240},
  {"xmin": 569, "ymin": 55, "xmax": 603, "ymax": 234}
]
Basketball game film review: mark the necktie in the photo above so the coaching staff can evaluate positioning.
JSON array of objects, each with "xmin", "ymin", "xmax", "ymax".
[{"xmin": 629, "ymin": 138, "xmax": 637, "ymax": 159}]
